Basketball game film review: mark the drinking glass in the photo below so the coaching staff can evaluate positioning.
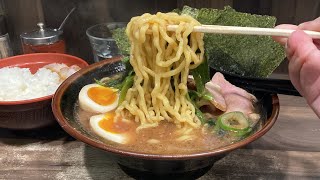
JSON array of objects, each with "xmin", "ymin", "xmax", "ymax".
[{"xmin": 86, "ymin": 22, "xmax": 126, "ymax": 62}]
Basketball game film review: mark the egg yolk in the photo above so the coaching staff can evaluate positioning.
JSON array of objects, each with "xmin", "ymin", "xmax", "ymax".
[
  {"xmin": 87, "ymin": 86, "xmax": 117, "ymax": 106},
  {"xmin": 98, "ymin": 112, "xmax": 131, "ymax": 134}
]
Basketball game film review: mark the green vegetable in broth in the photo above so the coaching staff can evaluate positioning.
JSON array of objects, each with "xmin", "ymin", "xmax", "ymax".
[
  {"xmin": 94, "ymin": 78, "xmax": 108, "ymax": 87},
  {"xmin": 194, "ymin": 105, "xmax": 206, "ymax": 124},
  {"xmin": 94, "ymin": 77, "xmax": 123, "ymax": 89},
  {"xmin": 191, "ymin": 57, "xmax": 210, "ymax": 93},
  {"xmin": 111, "ymin": 29, "xmax": 136, "ymax": 105},
  {"xmin": 119, "ymin": 75, "xmax": 134, "ymax": 104},
  {"xmin": 216, "ymin": 111, "xmax": 252, "ymax": 137},
  {"xmin": 187, "ymin": 91, "xmax": 207, "ymax": 124},
  {"xmin": 94, "ymin": 57, "xmax": 134, "ymax": 102},
  {"xmin": 190, "ymin": 57, "xmax": 213, "ymax": 102},
  {"xmin": 121, "ymin": 56, "xmax": 133, "ymax": 75},
  {"xmin": 206, "ymin": 118, "xmax": 216, "ymax": 126}
]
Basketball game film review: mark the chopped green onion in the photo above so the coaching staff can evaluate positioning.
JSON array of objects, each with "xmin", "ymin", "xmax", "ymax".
[{"xmin": 217, "ymin": 111, "xmax": 251, "ymax": 137}]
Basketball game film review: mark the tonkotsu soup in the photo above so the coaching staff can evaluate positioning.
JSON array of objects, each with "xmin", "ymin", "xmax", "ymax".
[
  {"xmin": 75, "ymin": 12, "xmax": 265, "ymax": 155},
  {"xmin": 75, "ymin": 100, "xmax": 265, "ymax": 154}
]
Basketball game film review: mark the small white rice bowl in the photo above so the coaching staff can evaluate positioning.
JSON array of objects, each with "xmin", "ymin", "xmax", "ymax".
[{"xmin": 0, "ymin": 67, "xmax": 61, "ymax": 101}]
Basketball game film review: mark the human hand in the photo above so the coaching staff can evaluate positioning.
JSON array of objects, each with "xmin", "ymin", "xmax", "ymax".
[{"xmin": 273, "ymin": 18, "xmax": 320, "ymax": 118}]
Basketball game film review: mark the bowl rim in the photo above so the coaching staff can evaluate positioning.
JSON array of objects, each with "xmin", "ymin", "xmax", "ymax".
[
  {"xmin": 0, "ymin": 53, "xmax": 89, "ymax": 105},
  {"xmin": 52, "ymin": 56, "xmax": 280, "ymax": 160}
]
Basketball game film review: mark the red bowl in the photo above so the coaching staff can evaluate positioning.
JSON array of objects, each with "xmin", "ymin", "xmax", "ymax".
[{"xmin": 0, "ymin": 53, "xmax": 89, "ymax": 130}]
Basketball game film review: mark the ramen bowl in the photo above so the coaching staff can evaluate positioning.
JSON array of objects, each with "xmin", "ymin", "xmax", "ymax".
[
  {"xmin": 0, "ymin": 53, "xmax": 88, "ymax": 130},
  {"xmin": 52, "ymin": 56, "xmax": 279, "ymax": 179}
]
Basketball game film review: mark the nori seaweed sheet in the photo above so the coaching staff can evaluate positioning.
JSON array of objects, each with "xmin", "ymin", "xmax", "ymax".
[{"xmin": 182, "ymin": 6, "xmax": 286, "ymax": 77}]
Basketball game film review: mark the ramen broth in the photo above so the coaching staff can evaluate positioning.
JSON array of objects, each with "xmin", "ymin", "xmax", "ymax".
[{"xmin": 75, "ymin": 102, "xmax": 264, "ymax": 155}]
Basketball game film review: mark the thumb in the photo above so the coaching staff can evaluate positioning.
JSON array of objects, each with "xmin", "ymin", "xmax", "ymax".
[
  {"xmin": 298, "ymin": 17, "xmax": 320, "ymax": 47},
  {"xmin": 273, "ymin": 24, "xmax": 298, "ymax": 45},
  {"xmin": 287, "ymin": 30, "xmax": 318, "ymax": 60}
]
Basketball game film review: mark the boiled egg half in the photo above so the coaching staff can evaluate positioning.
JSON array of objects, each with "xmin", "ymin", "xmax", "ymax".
[
  {"xmin": 90, "ymin": 112, "xmax": 130, "ymax": 144},
  {"xmin": 79, "ymin": 84, "xmax": 119, "ymax": 113}
]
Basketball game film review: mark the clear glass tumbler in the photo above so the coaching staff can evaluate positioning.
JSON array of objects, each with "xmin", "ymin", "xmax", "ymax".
[{"xmin": 86, "ymin": 22, "xmax": 126, "ymax": 62}]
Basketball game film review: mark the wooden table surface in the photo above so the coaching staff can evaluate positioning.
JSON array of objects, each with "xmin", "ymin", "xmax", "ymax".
[{"xmin": 0, "ymin": 95, "xmax": 319, "ymax": 179}]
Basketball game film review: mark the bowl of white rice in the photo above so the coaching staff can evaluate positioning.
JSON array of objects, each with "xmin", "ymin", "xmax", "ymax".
[{"xmin": 0, "ymin": 53, "xmax": 88, "ymax": 129}]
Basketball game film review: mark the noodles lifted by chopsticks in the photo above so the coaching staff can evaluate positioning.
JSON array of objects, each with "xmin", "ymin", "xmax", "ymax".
[{"xmin": 116, "ymin": 12, "xmax": 204, "ymax": 131}]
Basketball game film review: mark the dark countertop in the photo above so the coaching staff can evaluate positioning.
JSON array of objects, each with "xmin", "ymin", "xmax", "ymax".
[{"xmin": 0, "ymin": 95, "xmax": 320, "ymax": 179}]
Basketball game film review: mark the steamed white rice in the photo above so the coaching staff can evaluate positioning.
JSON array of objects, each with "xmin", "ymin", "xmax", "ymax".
[{"xmin": 0, "ymin": 67, "xmax": 61, "ymax": 101}]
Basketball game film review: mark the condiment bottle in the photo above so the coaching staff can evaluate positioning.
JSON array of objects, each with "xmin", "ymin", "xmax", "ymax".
[
  {"xmin": 0, "ymin": 15, "xmax": 13, "ymax": 58},
  {"xmin": 20, "ymin": 22, "xmax": 66, "ymax": 54},
  {"xmin": 0, "ymin": 33, "xmax": 13, "ymax": 58}
]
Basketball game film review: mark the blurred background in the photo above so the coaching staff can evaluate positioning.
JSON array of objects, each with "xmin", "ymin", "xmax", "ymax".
[{"xmin": 2, "ymin": 0, "xmax": 320, "ymax": 72}]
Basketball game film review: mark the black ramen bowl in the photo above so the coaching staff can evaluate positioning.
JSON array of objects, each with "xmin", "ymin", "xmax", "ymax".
[{"xmin": 52, "ymin": 56, "xmax": 279, "ymax": 179}]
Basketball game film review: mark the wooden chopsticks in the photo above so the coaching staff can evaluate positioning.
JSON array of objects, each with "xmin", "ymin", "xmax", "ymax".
[{"xmin": 167, "ymin": 25, "xmax": 320, "ymax": 39}]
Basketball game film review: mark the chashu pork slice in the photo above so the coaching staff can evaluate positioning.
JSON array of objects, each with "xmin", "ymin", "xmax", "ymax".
[{"xmin": 205, "ymin": 72, "xmax": 260, "ymax": 120}]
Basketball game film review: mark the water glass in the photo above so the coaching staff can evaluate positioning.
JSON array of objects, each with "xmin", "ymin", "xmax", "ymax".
[{"xmin": 86, "ymin": 22, "xmax": 126, "ymax": 62}]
